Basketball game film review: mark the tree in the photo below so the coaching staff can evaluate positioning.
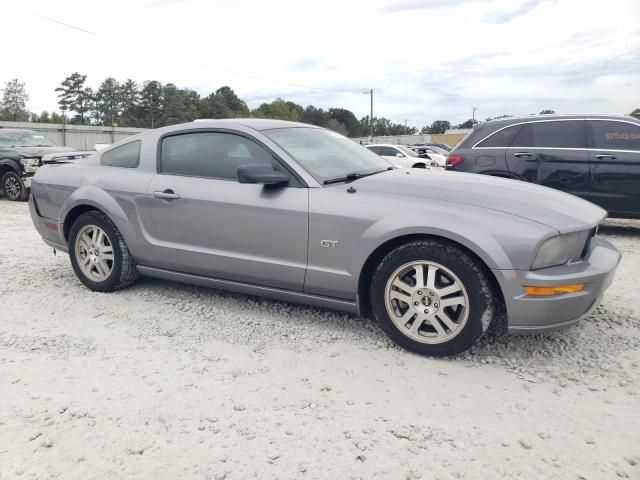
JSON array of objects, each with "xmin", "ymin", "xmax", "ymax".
[
  {"xmin": 300, "ymin": 105, "xmax": 329, "ymax": 127},
  {"xmin": 0, "ymin": 79, "xmax": 30, "ymax": 121},
  {"xmin": 55, "ymin": 73, "xmax": 92, "ymax": 124},
  {"xmin": 420, "ymin": 125, "xmax": 431, "ymax": 134},
  {"xmin": 252, "ymin": 98, "xmax": 302, "ymax": 121},
  {"xmin": 138, "ymin": 81, "xmax": 163, "ymax": 128},
  {"xmin": 326, "ymin": 118, "xmax": 348, "ymax": 136},
  {"xmin": 120, "ymin": 79, "xmax": 140, "ymax": 127},
  {"xmin": 539, "ymin": 109, "xmax": 555, "ymax": 114},
  {"xmin": 630, "ymin": 108, "xmax": 640, "ymax": 120},
  {"xmin": 328, "ymin": 108, "xmax": 361, "ymax": 137},
  {"xmin": 158, "ymin": 83, "xmax": 201, "ymax": 126},
  {"xmin": 95, "ymin": 78, "xmax": 122, "ymax": 126},
  {"xmin": 456, "ymin": 119, "xmax": 477, "ymax": 129},
  {"xmin": 201, "ymin": 86, "xmax": 249, "ymax": 119},
  {"xmin": 428, "ymin": 120, "xmax": 451, "ymax": 134}
]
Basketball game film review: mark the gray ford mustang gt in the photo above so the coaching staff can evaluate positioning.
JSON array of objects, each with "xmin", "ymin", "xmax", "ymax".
[{"xmin": 28, "ymin": 119, "xmax": 621, "ymax": 356}]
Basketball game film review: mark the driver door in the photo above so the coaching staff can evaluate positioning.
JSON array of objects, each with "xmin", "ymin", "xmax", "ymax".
[{"xmin": 145, "ymin": 130, "xmax": 309, "ymax": 291}]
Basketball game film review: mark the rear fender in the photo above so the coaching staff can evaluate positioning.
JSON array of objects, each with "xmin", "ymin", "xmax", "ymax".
[{"xmin": 60, "ymin": 186, "xmax": 134, "ymax": 246}]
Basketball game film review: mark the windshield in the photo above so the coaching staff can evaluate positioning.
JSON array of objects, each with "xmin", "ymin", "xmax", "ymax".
[
  {"xmin": 0, "ymin": 132, "xmax": 55, "ymax": 148},
  {"xmin": 263, "ymin": 127, "xmax": 393, "ymax": 182},
  {"xmin": 397, "ymin": 145, "xmax": 418, "ymax": 157}
]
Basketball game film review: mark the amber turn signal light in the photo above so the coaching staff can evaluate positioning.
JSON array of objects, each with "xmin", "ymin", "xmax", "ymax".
[{"xmin": 524, "ymin": 284, "xmax": 585, "ymax": 296}]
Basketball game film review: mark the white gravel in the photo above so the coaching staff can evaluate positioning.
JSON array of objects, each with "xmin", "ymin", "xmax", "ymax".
[{"xmin": 0, "ymin": 199, "xmax": 638, "ymax": 479}]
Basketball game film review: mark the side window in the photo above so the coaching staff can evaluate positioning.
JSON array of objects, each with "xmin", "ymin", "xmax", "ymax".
[
  {"xmin": 510, "ymin": 123, "xmax": 534, "ymax": 147},
  {"xmin": 367, "ymin": 146, "xmax": 381, "ymax": 155},
  {"xmin": 589, "ymin": 121, "xmax": 640, "ymax": 151},
  {"xmin": 382, "ymin": 147, "xmax": 400, "ymax": 156},
  {"xmin": 534, "ymin": 120, "xmax": 586, "ymax": 148},
  {"xmin": 160, "ymin": 132, "xmax": 284, "ymax": 181},
  {"xmin": 476, "ymin": 125, "xmax": 520, "ymax": 148},
  {"xmin": 101, "ymin": 141, "xmax": 141, "ymax": 168}
]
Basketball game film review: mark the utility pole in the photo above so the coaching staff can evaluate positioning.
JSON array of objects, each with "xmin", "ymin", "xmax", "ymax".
[
  {"xmin": 363, "ymin": 89, "xmax": 373, "ymax": 142},
  {"xmin": 369, "ymin": 89, "xmax": 373, "ymax": 142},
  {"xmin": 472, "ymin": 106, "xmax": 477, "ymax": 125}
]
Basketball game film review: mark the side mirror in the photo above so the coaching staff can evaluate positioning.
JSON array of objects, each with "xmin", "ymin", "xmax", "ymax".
[
  {"xmin": 237, "ymin": 164, "xmax": 290, "ymax": 186},
  {"xmin": 396, "ymin": 152, "xmax": 404, "ymax": 157}
]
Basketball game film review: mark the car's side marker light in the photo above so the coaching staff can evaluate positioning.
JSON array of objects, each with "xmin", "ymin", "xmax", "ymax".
[{"xmin": 524, "ymin": 284, "xmax": 585, "ymax": 296}]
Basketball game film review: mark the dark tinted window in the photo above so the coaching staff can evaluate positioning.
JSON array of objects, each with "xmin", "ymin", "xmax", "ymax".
[
  {"xmin": 161, "ymin": 132, "xmax": 280, "ymax": 180},
  {"xmin": 510, "ymin": 123, "xmax": 534, "ymax": 147},
  {"xmin": 533, "ymin": 121, "xmax": 586, "ymax": 148},
  {"xmin": 367, "ymin": 146, "xmax": 382, "ymax": 154},
  {"xmin": 101, "ymin": 141, "xmax": 140, "ymax": 168},
  {"xmin": 589, "ymin": 121, "xmax": 640, "ymax": 151},
  {"xmin": 477, "ymin": 125, "xmax": 520, "ymax": 147},
  {"xmin": 381, "ymin": 147, "xmax": 400, "ymax": 156}
]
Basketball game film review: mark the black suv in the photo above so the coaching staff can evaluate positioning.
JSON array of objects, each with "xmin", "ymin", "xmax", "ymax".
[
  {"xmin": 0, "ymin": 129, "xmax": 73, "ymax": 201},
  {"xmin": 446, "ymin": 114, "xmax": 640, "ymax": 218}
]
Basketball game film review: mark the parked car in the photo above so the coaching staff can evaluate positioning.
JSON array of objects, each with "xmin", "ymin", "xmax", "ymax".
[
  {"xmin": 419, "ymin": 142, "xmax": 452, "ymax": 152},
  {"xmin": 0, "ymin": 129, "xmax": 73, "ymax": 201},
  {"xmin": 29, "ymin": 119, "xmax": 620, "ymax": 356},
  {"xmin": 408, "ymin": 145, "xmax": 448, "ymax": 167},
  {"xmin": 446, "ymin": 114, "xmax": 640, "ymax": 218},
  {"xmin": 365, "ymin": 143, "xmax": 440, "ymax": 168}
]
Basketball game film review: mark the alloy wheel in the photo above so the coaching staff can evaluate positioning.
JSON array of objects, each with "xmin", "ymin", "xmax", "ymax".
[
  {"xmin": 5, "ymin": 176, "xmax": 21, "ymax": 199},
  {"xmin": 384, "ymin": 261, "xmax": 469, "ymax": 344},
  {"xmin": 74, "ymin": 225, "xmax": 115, "ymax": 282}
]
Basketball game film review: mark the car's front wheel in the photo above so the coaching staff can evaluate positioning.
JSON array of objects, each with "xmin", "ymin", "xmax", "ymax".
[
  {"xmin": 2, "ymin": 172, "xmax": 29, "ymax": 201},
  {"xmin": 370, "ymin": 239, "xmax": 499, "ymax": 356},
  {"xmin": 68, "ymin": 211, "xmax": 138, "ymax": 292}
]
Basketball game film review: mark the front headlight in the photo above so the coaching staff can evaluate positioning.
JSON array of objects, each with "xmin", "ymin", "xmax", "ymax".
[
  {"xmin": 20, "ymin": 158, "xmax": 40, "ymax": 173},
  {"xmin": 532, "ymin": 232, "xmax": 584, "ymax": 270}
]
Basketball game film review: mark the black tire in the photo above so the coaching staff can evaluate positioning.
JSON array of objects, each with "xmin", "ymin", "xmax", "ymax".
[
  {"xmin": 370, "ymin": 239, "xmax": 499, "ymax": 356},
  {"xmin": 68, "ymin": 211, "xmax": 138, "ymax": 292},
  {"xmin": 2, "ymin": 171, "xmax": 29, "ymax": 201}
]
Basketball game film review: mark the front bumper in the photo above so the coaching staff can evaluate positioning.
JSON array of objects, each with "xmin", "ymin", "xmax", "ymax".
[
  {"xmin": 21, "ymin": 173, "xmax": 34, "ymax": 188},
  {"xmin": 493, "ymin": 236, "xmax": 621, "ymax": 334}
]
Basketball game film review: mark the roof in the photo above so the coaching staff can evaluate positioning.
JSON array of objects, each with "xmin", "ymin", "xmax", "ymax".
[
  {"xmin": 481, "ymin": 113, "xmax": 637, "ymax": 127},
  {"xmin": 190, "ymin": 118, "xmax": 320, "ymax": 131}
]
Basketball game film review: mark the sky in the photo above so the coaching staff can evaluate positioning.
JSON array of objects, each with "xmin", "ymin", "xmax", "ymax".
[{"xmin": 0, "ymin": 0, "xmax": 638, "ymax": 128}]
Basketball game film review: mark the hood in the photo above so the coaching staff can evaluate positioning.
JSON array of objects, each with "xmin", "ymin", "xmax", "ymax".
[
  {"xmin": 354, "ymin": 169, "xmax": 606, "ymax": 233},
  {"xmin": 1, "ymin": 146, "xmax": 74, "ymax": 159}
]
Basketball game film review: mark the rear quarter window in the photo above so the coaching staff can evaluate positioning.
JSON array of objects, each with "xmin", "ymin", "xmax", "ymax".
[
  {"xmin": 589, "ymin": 121, "xmax": 640, "ymax": 151},
  {"xmin": 476, "ymin": 125, "xmax": 520, "ymax": 148},
  {"xmin": 101, "ymin": 141, "xmax": 141, "ymax": 168}
]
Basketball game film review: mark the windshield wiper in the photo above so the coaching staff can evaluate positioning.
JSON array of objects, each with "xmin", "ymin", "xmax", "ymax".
[{"xmin": 323, "ymin": 167, "xmax": 393, "ymax": 185}]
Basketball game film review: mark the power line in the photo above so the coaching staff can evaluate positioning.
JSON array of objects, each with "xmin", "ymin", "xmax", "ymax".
[{"xmin": 0, "ymin": 3, "xmax": 364, "ymax": 95}]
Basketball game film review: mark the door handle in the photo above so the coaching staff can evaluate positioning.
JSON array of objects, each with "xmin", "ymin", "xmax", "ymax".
[
  {"xmin": 595, "ymin": 154, "xmax": 617, "ymax": 160},
  {"xmin": 153, "ymin": 189, "xmax": 180, "ymax": 200},
  {"xmin": 514, "ymin": 152, "xmax": 533, "ymax": 158}
]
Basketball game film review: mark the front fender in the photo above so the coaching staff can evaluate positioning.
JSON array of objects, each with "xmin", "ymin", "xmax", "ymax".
[{"xmin": 352, "ymin": 202, "xmax": 555, "ymax": 277}]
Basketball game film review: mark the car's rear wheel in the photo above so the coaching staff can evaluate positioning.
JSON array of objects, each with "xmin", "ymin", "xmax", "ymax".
[
  {"xmin": 68, "ymin": 211, "xmax": 138, "ymax": 292},
  {"xmin": 2, "ymin": 172, "xmax": 29, "ymax": 201},
  {"xmin": 370, "ymin": 239, "xmax": 498, "ymax": 356}
]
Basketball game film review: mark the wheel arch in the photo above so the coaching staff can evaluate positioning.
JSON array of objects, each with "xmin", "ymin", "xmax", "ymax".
[
  {"xmin": 63, "ymin": 204, "xmax": 103, "ymax": 240},
  {"xmin": 357, "ymin": 233, "xmax": 506, "ymax": 318},
  {"xmin": 60, "ymin": 187, "xmax": 132, "ymax": 245}
]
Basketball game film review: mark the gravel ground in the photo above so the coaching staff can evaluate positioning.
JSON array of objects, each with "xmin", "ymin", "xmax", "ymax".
[{"xmin": 0, "ymin": 198, "xmax": 638, "ymax": 480}]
